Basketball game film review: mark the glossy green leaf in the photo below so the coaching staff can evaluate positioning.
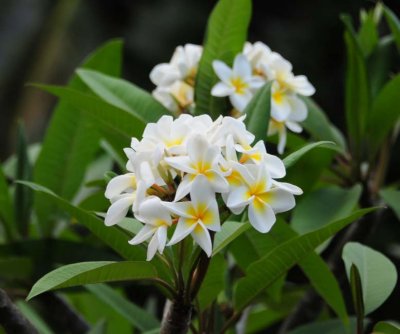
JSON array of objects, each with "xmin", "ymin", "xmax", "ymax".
[
  {"xmin": 292, "ymin": 185, "xmax": 362, "ymax": 234},
  {"xmin": 233, "ymin": 208, "xmax": 375, "ymax": 311},
  {"xmin": 34, "ymin": 40, "xmax": 122, "ymax": 235},
  {"xmin": 14, "ymin": 122, "xmax": 33, "ymax": 237},
  {"xmin": 77, "ymin": 69, "xmax": 171, "ymax": 122},
  {"xmin": 288, "ymin": 318, "xmax": 359, "ymax": 334},
  {"xmin": 197, "ymin": 254, "xmax": 226, "ymax": 310},
  {"xmin": 243, "ymin": 82, "xmax": 272, "ymax": 142},
  {"xmin": 35, "ymin": 85, "xmax": 145, "ymax": 156},
  {"xmin": 343, "ymin": 242, "xmax": 398, "ymax": 315},
  {"xmin": 230, "ymin": 220, "xmax": 348, "ymax": 323},
  {"xmin": 350, "ymin": 264, "xmax": 364, "ymax": 333},
  {"xmin": 85, "ymin": 284, "xmax": 160, "ymax": 332},
  {"xmin": 384, "ymin": 6, "xmax": 400, "ymax": 52},
  {"xmin": 283, "ymin": 141, "xmax": 336, "ymax": 168},
  {"xmin": 358, "ymin": 13, "xmax": 378, "ymax": 56},
  {"xmin": 87, "ymin": 320, "xmax": 107, "ymax": 334},
  {"xmin": 380, "ymin": 188, "xmax": 400, "ymax": 220},
  {"xmin": 374, "ymin": 321, "xmax": 400, "ymax": 334},
  {"xmin": 195, "ymin": 0, "xmax": 251, "ymax": 118},
  {"xmin": 212, "ymin": 220, "xmax": 250, "ymax": 256},
  {"xmin": 20, "ymin": 181, "xmax": 146, "ymax": 260},
  {"xmin": 28, "ymin": 261, "xmax": 158, "ymax": 300},
  {"xmin": 16, "ymin": 301, "xmax": 54, "ymax": 334},
  {"xmin": 0, "ymin": 165, "xmax": 17, "ymax": 240},
  {"xmin": 367, "ymin": 74, "xmax": 400, "ymax": 154},
  {"xmin": 301, "ymin": 97, "xmax": 346, "ymax": 152},
  {"xmin": 341, "ymin": 15, "xmax": 370, "ymax": 149}
]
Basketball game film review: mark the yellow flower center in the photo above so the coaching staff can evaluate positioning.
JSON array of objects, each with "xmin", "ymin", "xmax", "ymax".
[{"xmin": 230, "ymin": 77, "xmax": 248, "ymax": 95}]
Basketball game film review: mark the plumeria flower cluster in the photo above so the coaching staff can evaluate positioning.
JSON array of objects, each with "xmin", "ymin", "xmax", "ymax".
[
  {"xmin": 104, "ymin": 115, "xmax": 302, "ymax": 261},
  {"xmin": 150, "ymin": 44, "xmax": 202, "ymax": 114},
  {"xmin": 212, "ymin": 42, "xmax": 316, "ymax": 154}
]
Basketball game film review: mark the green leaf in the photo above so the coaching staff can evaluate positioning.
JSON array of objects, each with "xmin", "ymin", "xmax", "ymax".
[
  {"xmin": 301, "ymin": 97, "xmax": 346, "ymax": 152},
  {"xmin": 288, "ymin": 318, "xmax": 359, "ymax": 334},
  {"xmin": 87, "ymin": 320, "xmax": 107, "ymax": 334},
  {"xmin": 35, "ymin": 85, "xmax": 145, "ymax": 150},
  {"xmin": 28, "ymin": 261, "xmax": 158, "ymax": 300},
  {"xmin": 380, "ymin": 188, "xmax": 400, "ymax": 220},
  {"xmin": 230, "ymin": 220, "xmax": 349, "ymax": 324},
  {"xmin": 283, "ymin": 141, "xmax": 336, "ymax": 168},
  {"xmin": 384, "ymin": 6, "xmax": 400, "ymax": 52},
  {"xmin": 374, "ymin": 321, "xmax": 400, "ymax": 334},
  {"xmin": 85, "ymin": 284, "xmax": 160, "ymax": 332},
  {"xmin": 16, "ymin": 301, "xmax": 54, "ymax": 334},
  {"xmin": 342, "ymin": 242, "xmax": 398, "ymax": 315},
  {"xmin": 212, "ymin": 220, "xmax": 250, "ymax": 256},
  {"xmin": 350, "ymin": 264, "xmax": 364, "ymax": 333},
  {"xmin": 358, "ymin": 13, "xmax": 379, "ymax": 56},
  {"xmin": 20, "ymin": 181, "xmax": 146, "ymax": 260},
  {"xmin": 243, "ymin": 82, "xmax": 272, "ymax": 142},
  {"xmin": 341, "ymin": 15, "xmax": 370, "ymax": 150},
  {"xmin": 14, "ymin": 122, "xmax": 33, "ymax": 237},
  {"xmin": 77, "ymin": 69, "xmax": 171, "ymax": 122},
  {"xmin": 0, "ymin": 165, "xmax": 17, "ymax": 240},
  {"xmin": 195, "ymin": 0, "xmax": 251, "ymax": 118},
  {"xmin": 34, "ymin": 40, "xmax": 122, "ymax": 235},
  {"xmin": 197, "ymin": 254, "xmax": 226, "ymax": 310},
  {"xmin": 292, "ymin": 185, "xmax": 362, "ymax": 234},
  {"xmin": 233, "ymin": 208, "xmax": 375, "ymax": 311},
  {"xmin": 367, "ymin": 74, "xmax": 400, "ymax": 155}
]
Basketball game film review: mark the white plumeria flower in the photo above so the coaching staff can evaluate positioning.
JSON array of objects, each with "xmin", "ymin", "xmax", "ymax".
[
  {"xmin": 226, "ymin": 164, "xmax": 301, "ymax": 233},
  {"xmin": 165, "ymin": 134, "xmax": 229, "ymax": 201},
  {"xmin": 163, "ymin": 177, "xmax": 220, "ymax": 257},
  {"xmin": 211, "ymin": 54, "xmax": 264, "ymax": 112},
  {"xmin": 153, "ymin": 81, "xmax": 194, "ymax": 113},
  {"xmin": 129, "ymin": 197, "xmax": 172, "ymax": 261},
  {"xmin": 243, "ymin": 41, "xmax": 277, "ymax": 79},
  {"xmin": 150, "ymin": 44, "xmax": 202, "ymax": 87},
  {"xmin": 104, "ymin": 175, "xmax": 147, "ymax": 226},
  {"xmin": 268, "ymin": 55, "xmax": 315, "ymax": 96}
]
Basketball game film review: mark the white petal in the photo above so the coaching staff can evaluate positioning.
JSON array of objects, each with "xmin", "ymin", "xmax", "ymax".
[
  {"xmin": 187, "ymin": 135, "xmax": 209, "ymax": 163},
  {"xmin": 138, "ymin": 196, "xmax": 171, "ymax": 225},
  {"xmin": 162, "ymin": 201, "xmax": 194, "ymax": 219},
  {"xmin": 174, "ymin": 175, "xmax": 193, "ymax": 201},
  {"xmin": 190, "ymin": 175, "xmax": 215, "ymax": 208},
  {"xmin": 264, "ymin": 154, "xmax": 286, "ymax": 179},
  {"xmin": 165, "ymin": 156, "xmax": 195, "ymax": 174},
  {"xmin": 150, "ymin": 63, "xmax": 180, "ymax": 86},
  {"xmin": 168, "ymin": 217, "xmax": 196, "ymax": 246},
  {"xmin": 233, "ymin": 54, "xmax": 251, "ymax": 79},
  {"xmin": 248, "ymin": 201, "xmax": 276, "ymax": 233},
  {"xmin": 147, "ymin": 234, "xmax": 159, "ymax": 261},
  {"xmin": 208, "ymin": 171, "xmax": 229, "ymax": 193},
  {"xmin": 211, "ymin": 82, "xmax": 235, "ymax": 97},
  {"xmin": 105, "ymin": 195, "xmax": 134, "ymax": 226},
  {"xmin": 286, "ymin": 121, "xmax": 303, "ymax": 133},
  {"xmin": 288, "ymin": 96, "xmax": 308, "ymax": 122},
  {"xmin": 213, "ymin": 60, "xmax": 232, "ymax": 82},
  {"xmin": 226, "ymin": 186, "xmax": 250, "ymax": 214},
  {"xmin": 230, "ymin": 92, "xmax": 252, "ymax": 112},
  {"xmin": 129, "ymin": 224, "xmax": 155, "ymax": 244},
  {"xmin": 272, "ymin": 180, "xmax": 303, "ymax": 195},
  {"xmin": 139, "ymin": 161, "xmax": 155, "ymax": 187},
  {"xmin": 191, "ymin": 222, "xmax": 213, "ymax": 257},
  {"xmin": 277, "ymin": 127, "xmax": 287, "ymax": 155},
  {"xmin": 157, "ymin": 226, "xmax": 168, "ymax": 253},
  {"xmin": 291, "ymin": 75, "xmax": 315, "ymax": 96},
  {"xmin": 267, "ymin": 188, "xmax": 296, "ymax": 213},
  {"xmin": 105, "ymin": 174, "xmax": 135, "ymax": 199}
]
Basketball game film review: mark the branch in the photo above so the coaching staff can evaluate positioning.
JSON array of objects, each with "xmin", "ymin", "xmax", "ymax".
[{"xmin": 0, "ymin": 288, "xmax": 38, "ymax": 334}]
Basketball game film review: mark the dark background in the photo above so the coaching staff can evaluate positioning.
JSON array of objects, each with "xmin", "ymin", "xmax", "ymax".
[{"xmin": 0, "ymin": 0, "xmax": 398, "ymax": 159}]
